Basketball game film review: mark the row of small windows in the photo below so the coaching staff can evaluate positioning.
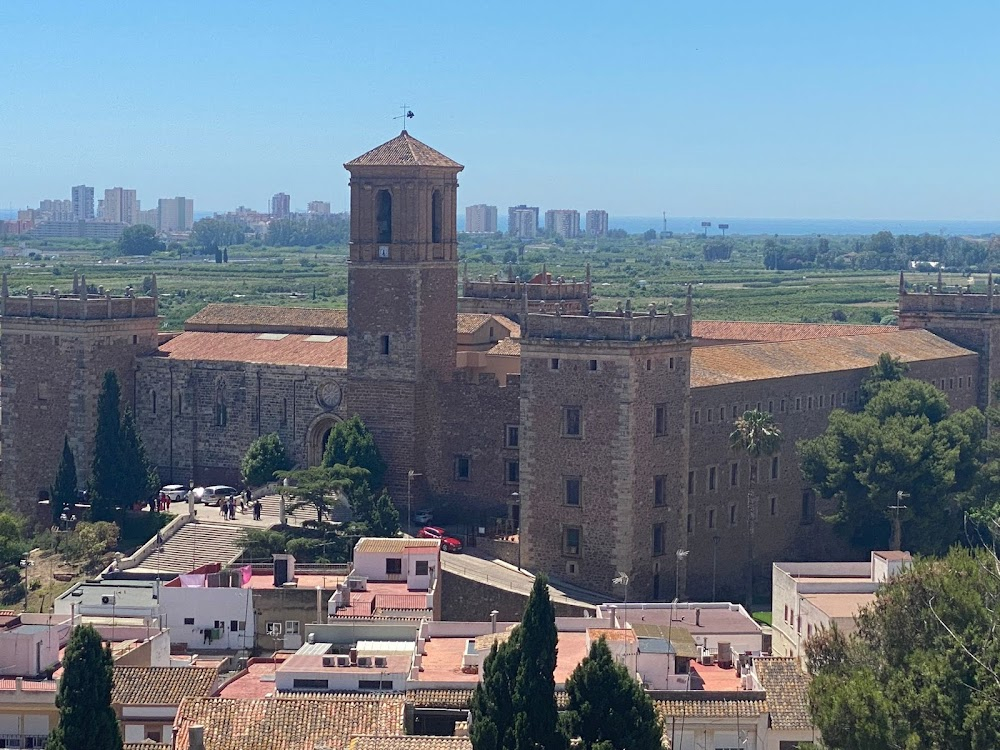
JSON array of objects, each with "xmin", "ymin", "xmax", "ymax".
[
  {"xmin": 550, "ymin": 356, "xmax": 677, "ymax": 372},
  {"xmin": 150, "ymin": 389, "xmax": 290, "ymax": 428},
  {"xmin": 688, "ymin": 457, "xmax": 781, "ymax": 494},
  {"xmin": 454, "ymin": 455, "xmax": 520, "ymax": 485},
  {"xmin": 683, "ymin": 491, "xmax": 815, "ymax": 533}
]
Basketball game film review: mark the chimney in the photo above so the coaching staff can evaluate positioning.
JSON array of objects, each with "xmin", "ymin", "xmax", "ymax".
[
  {"xmin": 188, "ymin": 725, "xmax": 205, "ymax": 750},
  {"xmin": 695, "ymin": 608, "xmax": 701, "ymax": 627}
]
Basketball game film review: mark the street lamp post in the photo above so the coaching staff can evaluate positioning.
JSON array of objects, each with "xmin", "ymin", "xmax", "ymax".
[
  {"xmin": 675, "ymin": 549, "xmax": 689, "ymax": 601},
  {"xmin": 511, "ymin": 492, "xmax": 520, "ymax": 570},
  {"xmin": 407, "ymin": 471, "xmax": 422, "ymax": 537},
  {"xmin": 613, "ymin": 572, "xmax": 630, "ymax": 628}
]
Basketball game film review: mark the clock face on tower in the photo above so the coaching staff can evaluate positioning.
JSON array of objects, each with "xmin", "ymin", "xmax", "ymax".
[
  {"xmin": 316, "ymin": 381, "xmax": 343, "ymax": 410},
  {"xmin": 378, "ymin": 246, "xmax": 389, "ymax": 258}
]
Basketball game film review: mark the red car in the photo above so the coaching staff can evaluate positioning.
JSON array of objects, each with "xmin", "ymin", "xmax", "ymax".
[{"xmin": 417, "ymin": 526, "xmax": 463, "ymax": 553}]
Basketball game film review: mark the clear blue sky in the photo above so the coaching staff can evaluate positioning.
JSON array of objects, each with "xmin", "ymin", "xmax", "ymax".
[{"xmin": 2, "ymin": 0, "xmax": 999, "ymax": 219}]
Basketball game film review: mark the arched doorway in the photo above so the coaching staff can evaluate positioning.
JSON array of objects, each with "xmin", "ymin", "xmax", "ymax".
[{"xmin": 306, "ymin": 414, "xmax": 342, "ymax": 466}]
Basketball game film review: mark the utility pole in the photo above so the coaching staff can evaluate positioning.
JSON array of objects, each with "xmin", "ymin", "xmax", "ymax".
[
  {"xmin": 675, "ymin": 549, "xmax": 689, "ymax": 601},
  {"xmin": 889, "ymin": 491, "xmax": 909, "ymax": 551}
]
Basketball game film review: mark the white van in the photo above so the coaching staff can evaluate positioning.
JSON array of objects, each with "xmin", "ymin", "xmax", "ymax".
[{"xmin": 194, "ymin": 485, "xmax": 239, "ymax": 506}]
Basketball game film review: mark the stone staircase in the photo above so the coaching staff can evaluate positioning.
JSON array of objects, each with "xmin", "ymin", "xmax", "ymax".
[
  {"xmin": 128, "ymin": 521, "xmax": 246, "ymax": 575},
  {"xmin": 253, "ymin": 493, "xmax": 353, "ymax": 526}
]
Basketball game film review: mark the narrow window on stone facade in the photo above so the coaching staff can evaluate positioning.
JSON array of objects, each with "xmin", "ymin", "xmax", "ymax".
[
  {"xmin": 489, "ymin": 326, "xmax": 495, "ymax": 339},
  {"xmin": 730, "ymin": 462, "xmax": 739, "ymax": 487},
  {"xmin": 505, "ymin": 425, "xmax": 519, "ymax": 448},
  {"xmin": 506, "ymin": 460, "xmax": 519, "ymax": 484},
  {"xmin": 550, "ymin": 358, "xmax": 560, "ymax": 370},
  {"xmin": 780, "ymin": 399, "xmax": 786, "ymax": 413},
  {"xmin": 795, "ymin": 397, "xmax": 801, "ymax": 411},
  {"xmin": 380, "ymin": 335, "xmax": 390, "ymax": 356},
  {"xmin": 454, "ymin": 456, "xmax": 471, "ymax": 481},
  {"xmin": 756, "ymin": 402, "xmax": 761, "ymax": 412},
  {"xmin": 563, "ymin": 406, "xmax": 582, "ymax": 437},
  {"xmin": 730, "ymin": 504, "xmax": 737, "ymax": 526},
  {"xmin": 801, "ymin": 491, "xmax": 815, "ymax": 525},
  {"xmin": 654, "ymin": 475, "xmax": 667, "ymax": 506},
  {"xmin": 669, "ymin": 357, "xmax": 675, "ymax": 370},
  {"xmin": 216, "ymin": 383, "xmax": 228, "ymax": 427},
  {"xmin": 646, "ymin": 359, "xmax": 652, "ymax": 371},
  {"xmin": 687, "ymin": 513, "xmax": 693, "ymax": 533},
  {"xmin": 588, "ymin": 359, "xmax": 598, "ymax": 371},
  {"xmin": 564, "ymin": 477, "xmax": 582, "ymax": 506},
  {"xmin": 652, "ymin": 524, "xmax": 665, "ymax": 557},
  {"xmin": 807, "ymin": 396, "xmax": 813, "ymax": 410},
  {"xmin": 707, "ymin": 409, "xmax": 713, "ymax": 423},
  {"xmin": 132, "ymin": 335, "xmax": 138, "ymax": 345},
  {"xmin": 770, "ymin": 496, "xmax": 777, "ymax": 515},
  {"xmin": 819, "ymin": 394, "xmax": 824, "ymax": 408},
  {"xmin": 949, "ymin": 378, "xmax": 955, "ymax": 389},
  {"xmin": 432, "ymin": 190, "xmax": 443, "ymax": 243},
  {"xmin": 376, "ymin": 190, "xmax": 392, "ymax": 243},
  {"xmin": 654, "ymin": 404, "xmax": 667, "ymax": 436},
  {"xmin": 719, "ymin": 407, "xmax": 725, "ymax": 422},
  {"xmin": 708, "ymin": 467, "xmax": 717, "ymax": 491},
  {"xmin": 771, "ymin": 456, "xmax": 780, "ymax": 480},
  {"xmin": 841, "ymin": 392, "xmax": 846, "ymax": 405},
  {"xmin": 151, "ymin": 391, "xmax": 157, "ymax": 414},
  {"xmin": 563, "ymin": 527, "xmax": 581, "ymax": 556},
  {"xmin": 768, "ymin": 400, "xmax": 774, "ymax": 413},
  {"xmin": 708, "ymin": 509, "xmax": 716, "ymax": 529},
  {"xmin": 693, "ymin": 410, "xmax": 700, "ymax": 426},
  {"xmin": 732, "ymin": 405, "xmax": 738, "ymax": 419},
  {"xmin": 688, "ymin": 471, "xmax": 695, "ymax": 495}
]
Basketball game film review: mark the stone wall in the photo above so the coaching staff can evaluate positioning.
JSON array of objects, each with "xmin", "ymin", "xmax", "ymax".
[{"xmin": 439, "ymin": 569, "xmax": 592, "ymax": 622}]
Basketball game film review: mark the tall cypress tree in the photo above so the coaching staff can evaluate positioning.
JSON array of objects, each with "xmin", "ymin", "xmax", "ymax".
[
  {"xmin": 470, "ymin": 638, "xmax": 520, "ymax": 750},
  {"xmin": 565, "ymin": 638, "xmax": 664, "ymax": 750},
  {"xmin": 50, "ymin": 437, "xmax": 78, "ymax": 523},
  {"xmin": 90, "ymin": 372, "xmax": 123, "ymax": 522},
  {"xmin": 46, "ymin": 624, "xmax": 122, "ymax": 750},
  {"xmin": 119, "ymin": 408, "xmax": 158, "ymax": 510}
]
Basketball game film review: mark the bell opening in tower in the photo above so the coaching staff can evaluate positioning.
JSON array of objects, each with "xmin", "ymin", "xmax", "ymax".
[{"xmin": 376, "ymin": 190, "xmax": 392, "ymax": 244}]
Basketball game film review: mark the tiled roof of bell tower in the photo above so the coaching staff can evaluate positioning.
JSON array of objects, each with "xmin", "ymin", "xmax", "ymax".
[{"xmin": 345, "ymin": 130, "xmax": 463, "ymax": 169}]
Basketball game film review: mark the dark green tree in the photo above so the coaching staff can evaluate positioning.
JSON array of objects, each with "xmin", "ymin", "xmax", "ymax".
[
  {"xmin": 116, "ymin": 224, "xmax": 164, "ymax": 256},
  {"xmin": 223, "ymin": 246, "xmax": 229, "ymax": 263},
  {"xmin": 118, "ymin": 408, "xmax": 158, "ymax": 510},
  {"xmin": 89, "ymin": 372, "xmax": 124, "ymax": 522},
  {"xmin": 51, "ymin": 437, "xmax": 78, "ymax": 522},
  {"xmin": 800, "ymin": 377, "xmax": 984, "ymax": 552},
  {"xmin": 565, "ymin": 638, "xmax": 663, "ymax": 750},
  {"xmin": 236, "ymin": 528, "xmax": 288, "ymax": 559},
  {"xmin": 367, "ymin": 488, "xmax": 401, "ymax": 537},
  {"xmin": 0, "ymin": 513, "xmax": 26, "ymax": 604},
  {"xmin": 214, "ymin": 246, "xmax": 223, "ymax": 263},
  {"xmin": 46, "ymin": 624, "xmax": 122, "ymax": 750},
  {"xmin": 322, "ymin": 415, "xmax": 386, "ymax": 488},
  {"xmin": 241, "ymin": 433, "xmax": 292, "ymax": 488},
  {"xmin": 470, "ymin": 640, "xmax": 520, "ymax": 750},
  {"xmin": 860, "ymin": 352, "xmax": 908, "ymax": 405},
  {"xmin": 806, "ymin": 548, "xmax": 1000, "ymax": 749},
  {"xmin": 277, "ymin": 465, "xmax": 367, "ymax": 525}
]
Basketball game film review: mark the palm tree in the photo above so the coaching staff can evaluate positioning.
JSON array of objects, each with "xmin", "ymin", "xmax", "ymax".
[{"xmin": 729, "ymin": 410, "xmax": 783, "ymax": 608}]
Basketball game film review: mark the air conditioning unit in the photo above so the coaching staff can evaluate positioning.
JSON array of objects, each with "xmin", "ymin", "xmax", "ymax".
[
  {"xmin": 348, "ymin": 577, "xmax": 367, "ymax": 591},
  {"xmin": 322, "ymin": 655, "xmax": 336, "ymax": 668},
  {"xmin": 101, "ymin": 595, "xmax": 116, "ymax": 606},
  {"xmin": 374, "ymin": 656, "xmax": 387, "ymax": 668},
  {"xmin": 356, "ymin": 656, "xmax": 372, "ymax": 668},
  {"xmin": 336, "ymin": 655, "xmax": 351, "ymax": 667}
]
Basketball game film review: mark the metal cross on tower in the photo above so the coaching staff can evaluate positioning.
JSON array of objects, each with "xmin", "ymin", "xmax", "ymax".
[{"xmin": 395, "ymin": 104, "xmax": 415, "ymax": 129}]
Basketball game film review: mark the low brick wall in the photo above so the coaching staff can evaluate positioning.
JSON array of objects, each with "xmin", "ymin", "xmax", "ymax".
[{"xmin": 474, "ymin": 537, "xmax": 520, "ymax": 567}]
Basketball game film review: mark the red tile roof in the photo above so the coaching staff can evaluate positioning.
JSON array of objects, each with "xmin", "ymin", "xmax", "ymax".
[
  {"xmin": 693, "ymin": 320, "xmax": 897, "ymax": 343},
  {"xmin": 185, "ymin": 304, "xmax": 347, "ymax": 334},
  {"xmin": 157, "ymin": 331, "xmax": 348, "ymax": 368},
  {"xmin": 345, "ymin": 132, "xmax": 463, "ymax": 169},
  {"xmin": 691, "ymin": 329, "xmax": 974, "ymax": 387},
  {"xmin": 486, "ymin": 338, "xmax": 521, "ymax": 357},
  {"xmin": 113, "ymin": 666, "xmax": 217, "ymax": 706}
]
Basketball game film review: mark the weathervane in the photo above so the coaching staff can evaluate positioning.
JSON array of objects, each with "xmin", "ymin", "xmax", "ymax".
[{"xmin": 394, "ymin": 104, "xmax": 414, "ymax": 130}]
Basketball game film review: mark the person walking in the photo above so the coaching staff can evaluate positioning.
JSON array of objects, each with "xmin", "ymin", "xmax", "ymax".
[{"xmin": 253, "ymin": 499, "xmax": 262, "ymax": 522}]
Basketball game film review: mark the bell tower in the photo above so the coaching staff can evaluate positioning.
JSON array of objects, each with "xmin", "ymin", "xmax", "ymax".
[{"xmin": 344, "ymin": 130, "xmax": 463, "ymax": 494}]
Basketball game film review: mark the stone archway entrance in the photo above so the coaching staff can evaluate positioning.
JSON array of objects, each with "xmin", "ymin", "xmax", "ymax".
[{"xmin": 306, "ymin": 414, "xmax": 342, "ymax": 466}]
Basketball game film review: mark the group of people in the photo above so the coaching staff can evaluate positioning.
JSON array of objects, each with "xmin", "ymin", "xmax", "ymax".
[{"xmin": 219, "ymin": 489, "xmax": 263, "ymax": 521}]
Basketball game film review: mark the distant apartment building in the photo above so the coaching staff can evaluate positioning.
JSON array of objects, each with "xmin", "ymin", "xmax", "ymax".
[
  {"xmin": 507, "ymin": 204, "xmax": 539, "ymax": 239},
  {"xmin": 465, "ymin": 204, "xmax": 498, "ymax": 234},
  {"xmin": 307, "ymin": 201, "xmax": 331, "ymax": 215},
  {"xmin": 27, "ymin": 220, "xmax": 126, "ymax": 240},
  {"xmin": 270, "ymin": 192, "xmax": 291, "ymax": 219},
  {"xmin": 585, "ymin": 209, "xmax": 608, "ymax": 237},
  {"xmin": 103, "ymin": 187, "xmax": 139, "ymax": 225},
  {"xmin": 38, "ymin": 199, "xmax": 74, "ymax": 222},
  {"xmin": 72, "ymin": 185, "xmax": 95, "ymax": 220},
  {"xmin": 134, "ymin": 209, "xmax": 159, "ymax": 229},
  {"xmin": 544, "ymin": 209, "xmax": 580, "ymax": 238},
  {"xmin": 158, "ymin": 197, "xmax": 194, "ymax": 232}
]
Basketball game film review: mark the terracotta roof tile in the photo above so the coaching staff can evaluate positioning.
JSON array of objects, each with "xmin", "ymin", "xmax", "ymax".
[
  {"xmin": 113, "ymin": 666, "xmax": 217, "ymax": 706},
  {"xmin": 457, "ymin": 313, "xmax": 519, "ymax": 336},
  {"xmin": 185, "ymin": 304, "xmax": 347, "ymax": 334},
  {"xmin": 690, "ymin": 329, "xmax": 974, "ymax": 387},
  {"xmin": 486, "ymin": 338, "xmax": 521, "ymax": 357},
  {"xmin": 376, "ymin": 594, "xmax": 431, "ymax": 610},
  {"xmin": 348, "ymin": 737, "xmax": 471, "ymax": 750},
  {"xmin": 355, "ymin": 538, "xmax": 439, "ymax": 554},
  {"xmin": 694, "ymin": 320, "xmax": 896, "ymax": 343},
  {"xmin": 345, "ymin": 132, "xmax": 463, "ymax": 169},
  {"xmin": 174, "ymin": 695, "xmax": 405, "ymax": 750},
  {"xmin": 124, "ymin": 744, "xmax": 170, "ymax": 750},
  {"xmin": 655, "ymin": 697, "xmax": 768, "ymax": 720},
  {"xmin": 403, "ymin": 688, "xmax": 569, "ymax": 710},
  {"xmin": 754, "ymin": 657, "xmax": 812, "ymax": 730},
  {"xmin": 158, "ymin": 331, "xmax": 348, "ymax": 368}
]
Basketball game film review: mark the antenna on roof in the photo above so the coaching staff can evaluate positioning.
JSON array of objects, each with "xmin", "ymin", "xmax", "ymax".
[{"xmin": 394, "ymin": 104, "xmax": 415, "ymax": 132}]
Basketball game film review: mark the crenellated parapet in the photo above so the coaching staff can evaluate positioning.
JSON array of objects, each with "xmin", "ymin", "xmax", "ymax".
[
  {"xmin": 523, "ymin": 291, "xmax": 693, "ymax": 344},
  {"xmin": 0, "ymin": 272, "xmax": 158, "ymax": 320}
]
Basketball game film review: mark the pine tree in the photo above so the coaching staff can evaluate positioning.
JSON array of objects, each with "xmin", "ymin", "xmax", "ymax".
[
  {"xmin": 471, "ymin": 574, "xmax": 565, "ymax": 750},
  {"xmin": 51, "ymin": 437, "xmax": 78, "ymax": 523},
  {"xmin": 565, "ymin": 638, "xmax": 664, "ymax": 750},
  {"xmin": 321, "ymin": 415, "xmax": 386, "ymax": 488},
  {"xmin": 89, "ymin": 372, "xmax": 123, "ymax": 522},
  {"xmin": 46, "ymin": 624, "xmax": 122, "ymax": 750}
]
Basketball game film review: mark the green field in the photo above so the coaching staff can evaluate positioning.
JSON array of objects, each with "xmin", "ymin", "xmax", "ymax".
[{"xmin": 0, "ymin": 232, "xmax": 973, "ymax": 330}]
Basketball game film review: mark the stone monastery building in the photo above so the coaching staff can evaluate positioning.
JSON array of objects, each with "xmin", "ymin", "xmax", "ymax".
[{"xmin": 0, "ymin": 131, "xmax": 993, "ymax": 601}]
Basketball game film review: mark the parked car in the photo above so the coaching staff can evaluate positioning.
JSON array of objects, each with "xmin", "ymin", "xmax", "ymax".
[
  {"xmin": 158, "ymin": 484, "xmax": 187, "ymax": 502},
  {"xmin": 413, "ymin": 508, "xmax": 433, "ymax": 524},
  {"xmin": 417, "ymin": 526, "xmax": 463, "ymax": 553},
  {"xmin": 194, "ymin": 485, "xmax": 239, "ymax": 506}
]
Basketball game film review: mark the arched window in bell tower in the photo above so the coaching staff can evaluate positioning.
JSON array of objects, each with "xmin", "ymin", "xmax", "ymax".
[
  {"xmin": 431, "ymin": 189, "xmax": 443, "ymax": 243},
  {"xmin": 376, "ymin": 190, "xmax": 392, "ymax": 244}
]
